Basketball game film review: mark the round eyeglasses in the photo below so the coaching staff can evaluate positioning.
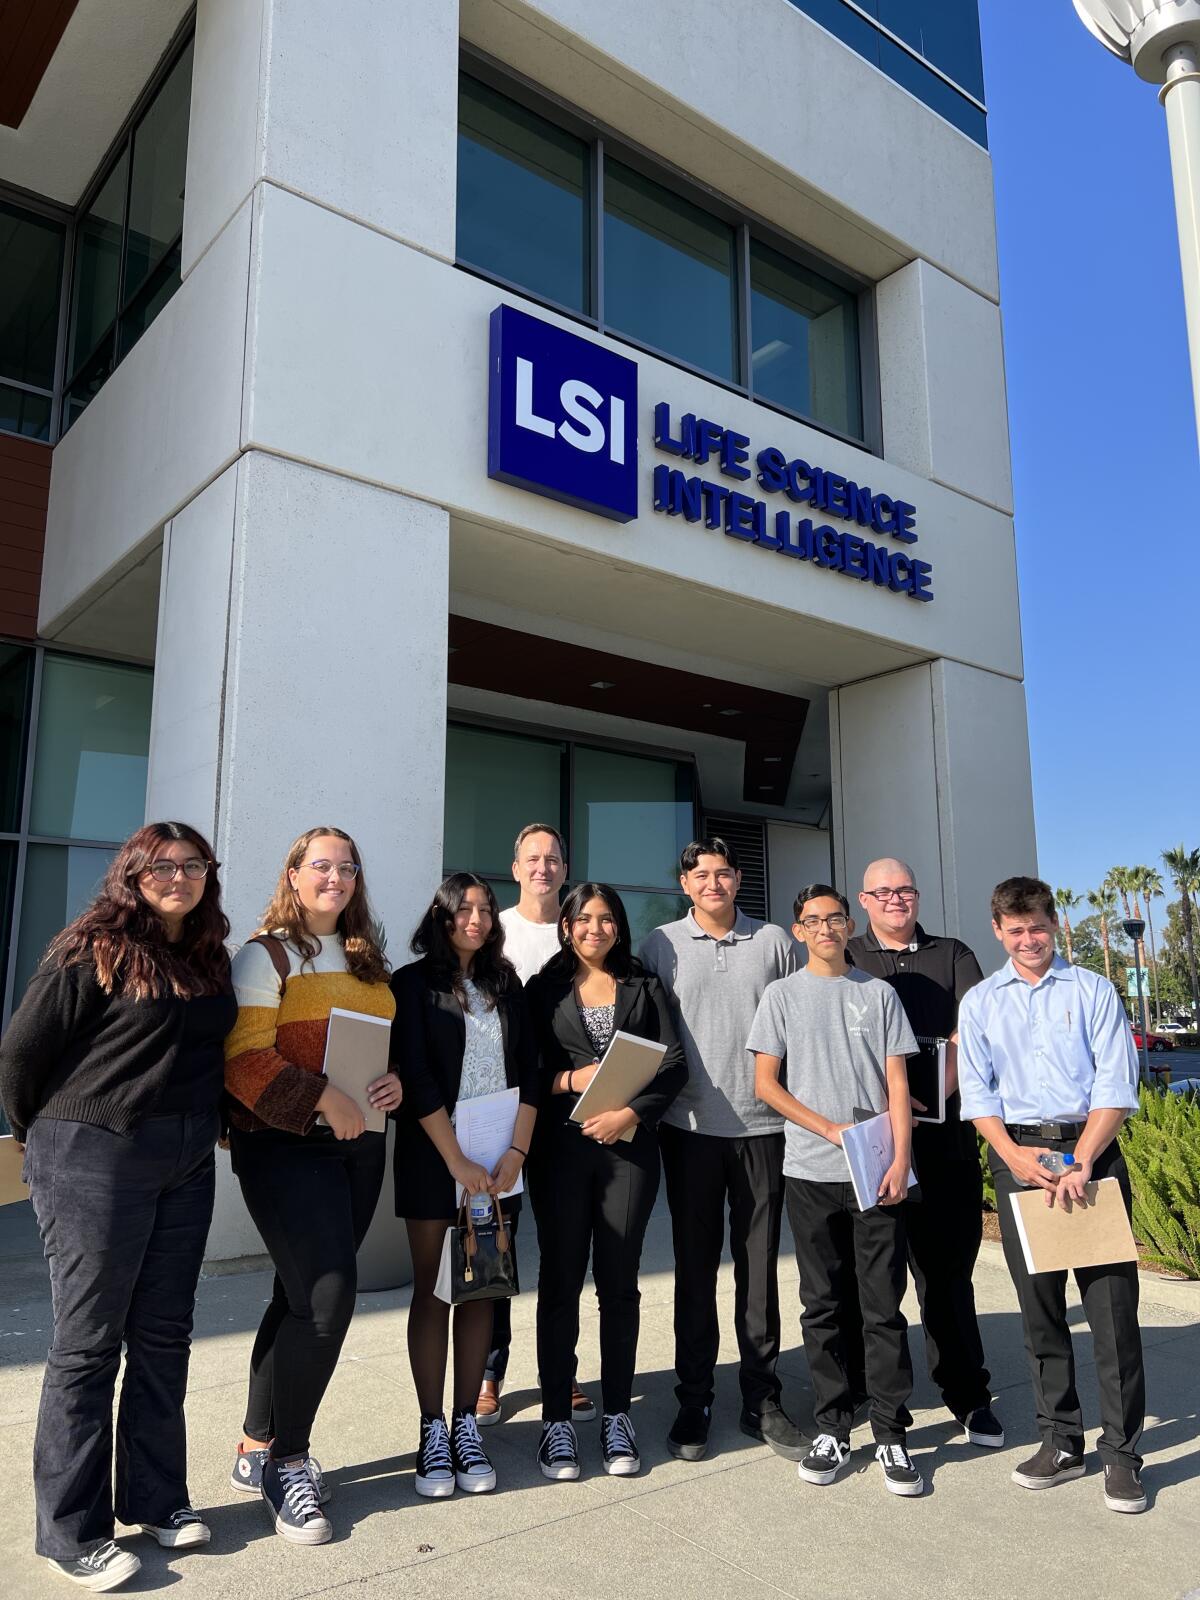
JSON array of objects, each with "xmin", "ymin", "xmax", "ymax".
[
  {"xmin": 145, "ymin": 859, "xmax": 210, "ymax": 883},
  {"xmin": 302, "ymin": 860, "xmax": 361, "ymax": 880}
]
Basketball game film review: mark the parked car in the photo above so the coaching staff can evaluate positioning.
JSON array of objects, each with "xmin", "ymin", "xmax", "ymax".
[
  {"xmin": 1168, "ymin": 1077, "xmax": 1200, "ymax": 1096},
  {"xmin": 1132, "ymin": 1027, "xmax": 1177, "ymax": 1052},
  {"xmin": 1156, "ymin": 1022, "xmax": 1189, "ymax": 1035}
]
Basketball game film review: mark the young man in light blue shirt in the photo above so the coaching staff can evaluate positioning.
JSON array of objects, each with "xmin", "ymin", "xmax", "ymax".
[{"xmin": 958, "ymin": 876, "xmax": 1145, "ymax": 1514}]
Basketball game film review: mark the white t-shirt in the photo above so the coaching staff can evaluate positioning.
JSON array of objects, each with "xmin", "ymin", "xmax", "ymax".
[{"xmin": 499, "ymin": 905, "xmax": 560, "ymax": 985}]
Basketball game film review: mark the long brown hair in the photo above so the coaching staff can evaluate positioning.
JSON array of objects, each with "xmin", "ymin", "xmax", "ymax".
[
  {"xmin": 256, "ymin": 826, "xmax": 389, "ymax": 985},
  {"xmin": 44, "ymin": 821, "xmax": 231, "ymax": 1000}
]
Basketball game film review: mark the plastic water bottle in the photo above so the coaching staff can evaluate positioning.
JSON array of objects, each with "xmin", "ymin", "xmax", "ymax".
[
  {"xmin": 1037, "ymin": 1151, "xmax": 1076, "ymax": 1176},
  {"xmin": 469, "ymin": 1191, "xmax": 493, "ymax": 1223}
]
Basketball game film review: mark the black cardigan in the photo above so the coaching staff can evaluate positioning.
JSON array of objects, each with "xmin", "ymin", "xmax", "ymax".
[{"xmin": 523, "ymin": 966, "xmax": 687, "ymax": 1136}]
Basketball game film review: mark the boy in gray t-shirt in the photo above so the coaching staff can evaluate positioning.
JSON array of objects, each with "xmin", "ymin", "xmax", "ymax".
[{"xmin": 748, "ymin": 883, "xmax": 923, "ymax": 1499}]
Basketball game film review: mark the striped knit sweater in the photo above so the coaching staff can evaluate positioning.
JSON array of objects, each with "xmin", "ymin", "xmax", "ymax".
[{"xmin": 224, "ymin": 934, "xmax": 395, "ymax": 1134}]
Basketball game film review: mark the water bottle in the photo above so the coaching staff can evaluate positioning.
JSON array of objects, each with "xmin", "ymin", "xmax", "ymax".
[
  {"xmin": 1037, "ymin": 1151, "xmax": 1076, "ymax": 1176},
  {"xmin": 469, "ymin": 1191, "xmax": 493, "ymax": 1224}
]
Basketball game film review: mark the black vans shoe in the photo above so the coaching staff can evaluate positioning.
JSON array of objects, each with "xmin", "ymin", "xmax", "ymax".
[{"xmin": 875, "ymin": 1442, "xmax": 923, "ymax": 1497}]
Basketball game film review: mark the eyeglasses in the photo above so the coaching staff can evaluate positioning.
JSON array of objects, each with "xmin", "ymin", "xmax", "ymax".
[
  {"xmin": 863, "ymin": 887, "xmax": 918, "ymax": 904},
  {"xmin": 798, "ymin": 914, "xmax": 849, "ymax": 933},
  {"xmin": 302, "ymin": 860, "xmax": 361, "ymax": 879},
  {"xmin": 145, "ymin": 859, "xmax": 209, "ymax": 883}
]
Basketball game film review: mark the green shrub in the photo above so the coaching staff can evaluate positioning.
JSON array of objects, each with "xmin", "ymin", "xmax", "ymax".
[
  {"xmin": 978, "ymin": 1133, "xmax": 996, "ymax": 1211},
  {"xmin": 1119, "ymin": 1085, "xmax": 1200, "ymax": 1279}
]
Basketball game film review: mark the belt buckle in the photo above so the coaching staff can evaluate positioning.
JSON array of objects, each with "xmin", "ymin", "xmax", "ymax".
[{"xmin": 1038, "ymin": 1121, "xmax": 1060, "ymax": 1140}]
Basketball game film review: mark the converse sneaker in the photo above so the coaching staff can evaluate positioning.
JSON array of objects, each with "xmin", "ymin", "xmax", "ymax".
[
  {"xmin": 667, "ymin": 1404, "xmax": 711, "ymax": 1462},
  {"xmin": 415, "ymin": 1414, "xmax": 455, "ymax": 1498},
  {"xmin": 231, "ymin": 1444, "xmax": 330, "ymax": 1504},
  {"xmin": 797, "ymin": 1433, "xmax": 851, "ymax": 1485},
  {"xmin": 1011, "ymin": 1440, "xmax": 1085, "ymax": 1490},
  {"xmin": 601, "ymin": 1411, "xmax": 640, "ymax": 1476},
  {"xmin": 46, "ymin": 1540, "xmax": 141, "ymax": 1592},
  {"xmin": 876, "ymin": 1442, "xmax": 923, "ymax": 1496},
  {"xmin": 537, "ymin": 1420, "xmax": 582, "ymax": 1480},
  {"xmin": 1103, "ymin": 1463, "xmax": 1147, "ymax": 1513},
  {"xmin": 261, "ymin": 1454, "xmax": 332, "ymax": 1544},
  {"xmin": 959, "ymin": 1405, "xmax": 1005, "ymax": 1448},
  {"xmin": 138, "ymin": 1507, "xmax": 211, "ymax": 1547},
  {"xmin": 451, "ymin": 1410, "xmax": 497, "ymax": 1493}
]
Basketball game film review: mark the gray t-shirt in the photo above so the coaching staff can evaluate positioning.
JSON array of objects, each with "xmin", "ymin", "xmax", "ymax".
[
  {"xmin": 746, "ymin": 966, "xmax": 917, "ymax": 1182},
  {"xmin": 639, "ymin": 909, "xmax": 794, "ymax": 1137}
]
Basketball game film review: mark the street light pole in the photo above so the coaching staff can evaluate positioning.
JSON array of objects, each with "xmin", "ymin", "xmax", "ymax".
[
  {"xmin": 1123, "ymin": 915, "xmax": 1153, "ymax": 1084},
  {"xmin": 1075, "ymin": 2, "xmax": 1200, "ymax": 449}
]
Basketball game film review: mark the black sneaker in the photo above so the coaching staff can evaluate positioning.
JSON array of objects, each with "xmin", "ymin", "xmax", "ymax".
[
  {"xmin": 1103, "ymin": 1463, "xmax": 1147, "ymax": 1513},
  {"xmin": 45, "ymin": 1540, "xmax": 141, "ymax": 1592},
  {"xmin": 231, "ymin": 1445, "xmax": 330, "ymax": 1504},
  {"xmin": 959, "ymin": 1405, "xmax": 1005, "ymax": 1449},
  {"xmin": 415, "ymin": 1413, "xmax": 455, "ymax": 1498},
  {"xmin": 601, "ymin": 1411, "xmax": 641, "ymax": 1476},
  {"xmin": 741, "ymin": 1400, "xmax": 806, "ymax": 1461},
  {"xmin": 261, "ymin": 1455, "xmax": 332, "ymax": 1545},
  {"xmin": 667, "ymin": 1404, "xmax": 711, "ymax": 1462},
  {"xmin": 876, "ymin": 1442, "xmax": 923, "ymax": 1496},
  {"xmin": 797, "ymin": 1433, "xmax": 851, "ymax": 1485},
  {"xmin": 1011, "ymin": 1439, "xmax": 1085, "ymax": 1490},
  {"xmin": 138, "ymin": 1507, "xmax": 211, "ymax": 1547},
  {"xmin": 537, "ymin": 1420, "xmax": 581, "ymax": 1480},
  {"xmin": 451, "ymin": 1410, "xmax": 497, "ymax": 1493}
]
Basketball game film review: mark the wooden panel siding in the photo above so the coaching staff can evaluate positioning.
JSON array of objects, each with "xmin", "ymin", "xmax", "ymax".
[
  {"xmin": 0, "ymin": 0, "xmax": 81, "ymax": 128},
  {"xmin": 0, "ymin": 434, "xmax": 49, "ymax": 639}
]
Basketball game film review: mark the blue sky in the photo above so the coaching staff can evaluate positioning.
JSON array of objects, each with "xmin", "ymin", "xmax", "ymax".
[{"xmin": 979, "ymin": 0, "xmax": 1200, "ymax": 904}]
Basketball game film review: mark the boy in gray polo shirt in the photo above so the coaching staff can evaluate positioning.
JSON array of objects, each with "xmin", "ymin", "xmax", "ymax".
[
  {"xmin": 749, "ymin": 883, "xmax": 923, "ymax": 1498},
  {"xmin": 640, "ymin": 838, "xmax": 799, "ymax": 1464}
]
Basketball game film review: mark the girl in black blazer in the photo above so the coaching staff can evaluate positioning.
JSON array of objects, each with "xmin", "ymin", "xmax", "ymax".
[
  {"xmin": 390, "ymin": 874, "xmax": 538, "ymax": 1501},
  {"xmin": 524, "ymin": 881, "xmax": 685, "ymax": 1483}
]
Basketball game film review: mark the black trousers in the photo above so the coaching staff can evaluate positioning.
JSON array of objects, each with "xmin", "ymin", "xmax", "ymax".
[
  {"xmin": 532, "ymin": 1121, "xmax": 660, "ymax": 1421},
  {"xmin": 785, "ymin": 1176, "xmax": 914, "ymax": 1445},
  {"xmin": 231, "ymin": 1126, "xmax": 385, "ymax": 1458},
  {"xmin": 25, "ymin": 1111, "xmax": 218, "ymax": 1559},
  {"xmin": 991, "ymin": 1134, "xmax": 1144, "ymax": 1468},
  {"xmin": 660, "ymin": 1123, "xmax": 784, "ymax": 1411},
  {"xmin": 484, "ymin": 1205, "xmax": 520, "ymax": 1385}
]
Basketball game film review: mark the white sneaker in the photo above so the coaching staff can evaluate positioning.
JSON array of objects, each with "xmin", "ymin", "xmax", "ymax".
[
  {"xmin": 46, "ymin": 1540, "xmax": 142, "ymax": 1592},
  {"xmin": 139, "ymin": 1507, "xmax": 211, "ymax": 1547}
]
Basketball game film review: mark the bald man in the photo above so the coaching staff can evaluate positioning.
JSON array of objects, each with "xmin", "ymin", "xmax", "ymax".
[{"xmin": 845, "ymin": 858, "xmax": 1002, "ymax": 1448}]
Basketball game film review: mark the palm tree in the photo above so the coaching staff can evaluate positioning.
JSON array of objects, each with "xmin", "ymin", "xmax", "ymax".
[
  {"xmin": 1054, "ymin": 887, "xmax": 1080, "ymax": 963},
  {"xmin": 1133, "ymin": 866, "xmax": 1164, "ymax": 1026},
  {"xmin": 1086, "ymin": 886, "xmax": 1117, "ymax": 983},
  {"xmin": 1163, "ymin": 846, "xmax": 1200, "ymax": 1030},
  {"xmin": 1108, "ymin": 866, "xmax": 1132, "ymax": 920}
]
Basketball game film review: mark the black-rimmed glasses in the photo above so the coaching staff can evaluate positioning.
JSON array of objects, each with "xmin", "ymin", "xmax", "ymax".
[
  {"xmin": 145, "ymin": 859, "xmax": 209, "ymax": 883},
  {"xmin": 863, "ymin": 887, "xmax": 918, "ymax": 904}
]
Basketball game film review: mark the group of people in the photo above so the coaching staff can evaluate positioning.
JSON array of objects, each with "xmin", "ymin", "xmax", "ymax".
[{"xmin": 0, "ymin": 816, "xmax": 1148, "ymax": 1592}]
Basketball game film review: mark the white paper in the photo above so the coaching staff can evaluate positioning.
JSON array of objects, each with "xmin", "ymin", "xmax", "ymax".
[
  {"xmin": 454, "ymin": 1086, "xmax": 523, "ymax": 1202},
  {"xmin": 841, "ymin": 1112, "xmax": 918, "ymax": 1213}
]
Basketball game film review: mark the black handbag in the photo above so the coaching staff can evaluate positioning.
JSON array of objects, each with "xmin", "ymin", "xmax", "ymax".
[{"xmin": 436, "ymin": 1195, "xmax": 519, "ymax": 1305}]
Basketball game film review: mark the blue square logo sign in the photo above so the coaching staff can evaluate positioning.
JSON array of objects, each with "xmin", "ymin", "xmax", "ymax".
[{"xmin": 488, "ymin": 304, "xmax": 638, "ymax": 523}]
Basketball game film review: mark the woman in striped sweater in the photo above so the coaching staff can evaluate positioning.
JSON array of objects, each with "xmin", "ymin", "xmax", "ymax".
[{"xmin": 224, "ymin": 827, "xmax": 401, "ymax": 1546}]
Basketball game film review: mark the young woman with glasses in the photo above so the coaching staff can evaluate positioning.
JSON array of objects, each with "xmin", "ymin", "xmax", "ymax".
[
  {"xmin": 0, "ymin": 822, "xmax": 235, "ymax": 1593},
  {"xmin": 223, "ymin": 827, "xmax": 401, "ymax": 1546},
  {"xmin": 524, "ymin": 883, "xmax": 686, "ymax": 1482}
]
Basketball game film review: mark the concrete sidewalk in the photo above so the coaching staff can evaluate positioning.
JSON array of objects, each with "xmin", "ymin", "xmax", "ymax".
[{"xmin": 2, "ymin": 1192, "xmax": 1198, "ymax": 1600}]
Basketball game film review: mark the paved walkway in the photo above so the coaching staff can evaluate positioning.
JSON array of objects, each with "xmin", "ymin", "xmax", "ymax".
[{"xmin": 2, "ymin": 1189, "xmax": 1198, "ymax": 1600}]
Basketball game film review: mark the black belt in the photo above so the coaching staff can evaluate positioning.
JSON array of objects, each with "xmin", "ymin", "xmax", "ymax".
[{"xmin": 1005, "ymin": 1120, "xmax": 1087, "ymax": 1141}]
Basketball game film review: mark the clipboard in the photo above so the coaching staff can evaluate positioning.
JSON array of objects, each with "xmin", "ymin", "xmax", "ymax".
[
  {"xmin": 910, "ymin": 1042, "xmax": 946, "ymax": 1125},
  {"xmin": 0, "ymin": 1135, "xmax": 30, "ymax": 1206},
  {"xmin": 569, "ymin": 1030, "xmax": 667, "ymax": 1144},
  {"xmin": 1008, "ymin": 1178, "xmax": 1138, "ymax": 1273},
  {"xmin": 318, "ymin": 1008, "xmax": 392, "ymax": 1134}
]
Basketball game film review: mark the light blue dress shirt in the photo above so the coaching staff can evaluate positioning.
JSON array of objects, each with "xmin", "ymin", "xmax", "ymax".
[{"xmin": 957, "ymin": 955, "xmax": 1140, "ymax": 1124}]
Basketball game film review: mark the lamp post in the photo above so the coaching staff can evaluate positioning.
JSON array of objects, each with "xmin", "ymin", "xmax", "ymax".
[
  {"xmin": 1074, "ymin": 2, "xmax": 1200, "ymax": 449},
  {"xmin": 1123, "ymin": 915, "xmax": 1153, "ymax": 1083}
]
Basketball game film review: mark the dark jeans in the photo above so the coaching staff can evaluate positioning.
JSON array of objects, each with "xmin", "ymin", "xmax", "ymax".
[
  {"xmin": 231, "ymin": 1126, "xmax": 385, "ymax": 1458},
  {"xmin": 485, "ymin": 1205, "xmax": 520, "ymax": 1385},
  {"xmin": 26, "ymin": 1111, "xmax": 218, "ymax": 1559},
  {"xmin": 785, "ymin": 1176, "xmax": 914, "ymax": 1445},
  {"xmin": 660, "ymin": 1123, "xmax": 784, "ymax": 1411},
  {"xmin": 532, "ymin": 1122, "xmax": 660, "ymax": 1421},
  {"xmin": 991, "ymin": 1134, "xmax": 1144, "ymax": 1468}
]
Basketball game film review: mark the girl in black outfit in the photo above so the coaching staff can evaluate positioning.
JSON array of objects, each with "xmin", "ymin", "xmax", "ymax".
[
  {"xmin": 391, "ymin": 873, "xmax": 539, "ymax": 1498},
  {"xmin": 524, "ymin": 882, "xmax": 686, "ymax": 1483},
  {"xmin": 0, "ymin": 822, "xmax": 235, "ymax": 1596}
]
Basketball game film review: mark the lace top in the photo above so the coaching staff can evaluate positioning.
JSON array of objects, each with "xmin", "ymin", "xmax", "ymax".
[
  {"xmin": 579, "ymin": 1003, "xmax": 615, "ymax": 1061},
  {"xmin": 456, "ymin": 978, "xmax": 506, "ymax": 1109}
]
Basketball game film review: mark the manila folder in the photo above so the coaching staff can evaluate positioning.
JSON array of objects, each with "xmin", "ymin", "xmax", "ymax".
[
  {"xmin": 1008, "ymin": 1178, "xmax": 1138, "ymax": 1274},
  {"xmin": 569, "ymin": 1030, "xmax": 667, "ymax": 1144},
  {"xmin": 319, "ymin": 1008, "xmax": 392, "ymax": 1134},
  {"xmin": 0, "ymin": 1135, "xmax": 29, "ymax": 1206}
]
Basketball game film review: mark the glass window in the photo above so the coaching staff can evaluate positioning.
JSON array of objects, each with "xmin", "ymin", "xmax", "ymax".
[
  {"xmin": 572, "ymin": 746, "xmax": 693, "ymax": 890},
  {"xmin": 0, "ymin": 841, "xmax": 16, "ymax": 1008},
  {"xmin": 877, "ymin": 34, "xmax": 987, "ymax": 143},
  {"xmin": 29, "ymin": 655, "xmax": 152, "ymax": 842},
  {"xmin": 0, "ymin": 383, "xmax": 52, "ymax": 441},
  {"xmin": 444, "ymin": 725, "xmax": 565, "ymax": 878},
  {"xmin": 0, "ymin": 201, "xmax": 65, "ymax": 393},
  {"xmin": 458, "ymin": 75, "xmax": 590, "ymax": 313},
  {"xmin": 618, "ymin": 888, "xmax": 690, "ymax": 948},
  {"xmin": 13, "ymin": 843, "xmax": 114, "ymax": 1004},
  {"xmin": 118, "ymin": 241, "xmax": 182, "ymax": 360},
  {"xmin": 875, "ymin": 1, "xmax": 984, "ymax": 102},
  {"xmin": 68, "ymin": 149, "xmax": 128, "ymax": 388},
  {"xmin": 0, "ymin": 645, "xmax": 35, "ymax": 832},
  {"xmin": 124, "ymin": 41, "xmax": 193, "ymax": 304},
  {"xmin": 604, "ymin": 158, "xmax": 738, "ymax": 382},
  {"xmin": 750, "ymin": 239, "xmax": 861, "ymax": 437}
]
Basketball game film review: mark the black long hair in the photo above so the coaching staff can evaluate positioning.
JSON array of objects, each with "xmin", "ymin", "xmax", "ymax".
[
  {"xmin": 541, "ymin": 881, "xmax": 640, "ymax": 983},
  {"xmin": 410, "ymin": 872, "xmax": 515, "ymax": 1006}
]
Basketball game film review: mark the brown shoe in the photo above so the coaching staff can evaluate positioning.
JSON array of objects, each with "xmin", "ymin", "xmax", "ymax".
[
  {"xmin": 571, "ymin": 1380, "xmax": 596, "ymax": 1422},
  {"xmin": 476, "ymin": 1379, "xmax": 502, "ymax": 1427}
]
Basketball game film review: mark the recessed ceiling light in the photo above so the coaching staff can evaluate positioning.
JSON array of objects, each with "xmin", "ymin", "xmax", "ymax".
[
  {"xmin": 718, "ymin": 708, "xmax": 742, "ymax": 717},
  {"xmin": 758, "ymin": 784, "xmax": 776, "ymax": 792},
  {"xmin": 763, "ymin": 756, "xmax": 782, "ymax": 764},
  {"xmin": 590, "ymin": 680, "xmax": 616, "ymax": 689}
]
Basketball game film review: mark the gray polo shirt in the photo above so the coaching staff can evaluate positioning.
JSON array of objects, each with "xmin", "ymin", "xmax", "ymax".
[{"xmin": 639, "ymin": 908, "xmax": 795, "ymax": 1138}]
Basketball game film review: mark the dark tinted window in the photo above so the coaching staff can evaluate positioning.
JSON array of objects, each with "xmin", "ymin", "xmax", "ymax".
[
  {"xmin": 750, "ymin": 239, "xmax": 861, "ymax": 438},
  {"xmin": 0, "ymin": 202, "xmax": 64, "ymax": 392}
]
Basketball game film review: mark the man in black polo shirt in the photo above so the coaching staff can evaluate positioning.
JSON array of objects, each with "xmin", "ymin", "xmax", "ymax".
[{"xmin": 846, "ymin": 856, "xmax": 1003, "ymax": 1448}]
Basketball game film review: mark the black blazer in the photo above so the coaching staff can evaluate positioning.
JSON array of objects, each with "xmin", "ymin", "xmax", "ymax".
[{"xmin": 523, "ymin": 965, "xmax": 686, "ymax": 1137}]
